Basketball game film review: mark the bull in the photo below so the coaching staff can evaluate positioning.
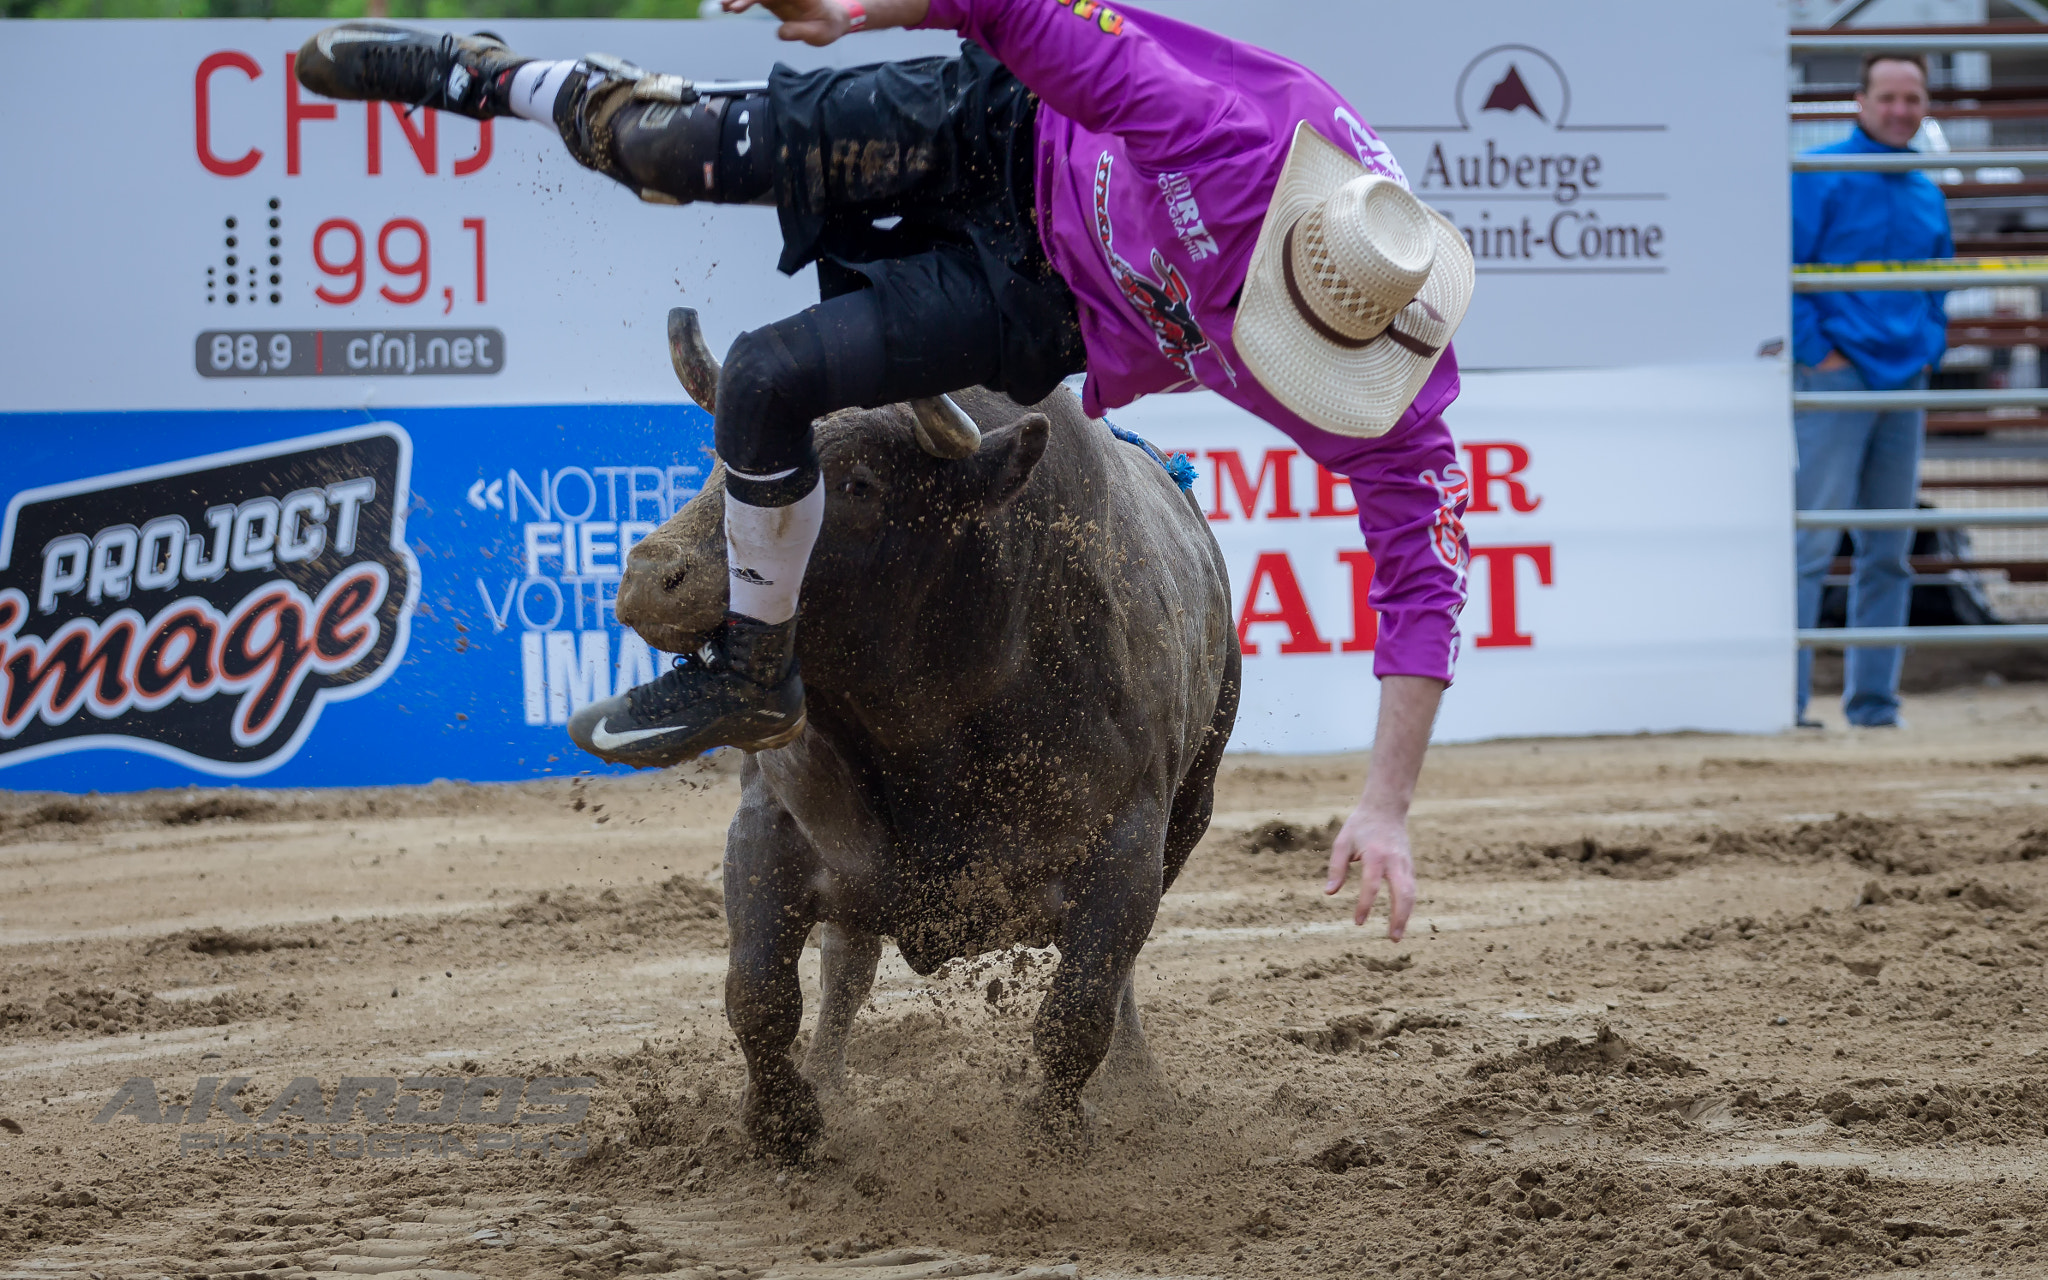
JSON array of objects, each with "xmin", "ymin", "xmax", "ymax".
[{"xmin": 617, "ymin": 309, "xmax": 1239, "ymax": 1157}]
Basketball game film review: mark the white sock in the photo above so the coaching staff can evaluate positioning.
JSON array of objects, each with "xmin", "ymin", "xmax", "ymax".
[
  {"xmin": 508, "ymin": 60, "xmax": 582, "ymax": 129},
  {"xmin": 722, "ymin": 477, "xmax": 823, "ymax": 625}
]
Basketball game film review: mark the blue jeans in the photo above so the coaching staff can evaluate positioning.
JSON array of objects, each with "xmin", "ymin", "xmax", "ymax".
[{"xmin": 1794, "ymin": 363, "xmax": 1926, "ymax": 724}]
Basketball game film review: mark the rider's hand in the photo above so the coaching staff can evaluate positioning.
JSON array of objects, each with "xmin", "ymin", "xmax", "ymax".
[
  {"xmin": 721, "ymin": 0, "xmax": 852, "ymax": 45},
  {"xmin": 1324, "ymin": 804, "xmax": 1417, "ymax": 940}
]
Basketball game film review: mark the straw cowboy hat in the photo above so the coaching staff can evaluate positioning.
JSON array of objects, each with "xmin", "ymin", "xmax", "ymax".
[{"xmin": 1236, "ymin": 122, "xmax": 1476, "ymax": 438}]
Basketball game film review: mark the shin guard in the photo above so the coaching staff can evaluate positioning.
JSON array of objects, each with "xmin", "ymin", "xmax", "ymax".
[{"xmin": 554, "ymin": 59, "xmax": 772, "ymax": 205}]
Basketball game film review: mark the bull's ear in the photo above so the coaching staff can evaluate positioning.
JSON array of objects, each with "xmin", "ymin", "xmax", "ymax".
[{"xmin": 956, "ymin": 412, "xmax": 1049, "ymax": 510}]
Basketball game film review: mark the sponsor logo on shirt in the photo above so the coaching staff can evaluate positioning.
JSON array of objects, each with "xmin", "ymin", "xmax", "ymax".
[
  {"xmin": 1334, "ymin": 107, "xmax": 1410, "ymax": 189},
  {"xmin": 1155, "ymin": 172, "xmax": 1220, "ymax": 262},
  {"xmin": 1053, "ymin": 0, "xmax": 1125, "ymax": 36},
  {"xmin": 1420, "ymin": 462, "xmax": 1472, "ymax": 575},
  {"xmin": 1093, "ymin": 153, "xmax": 1235, "ymax": 389}
]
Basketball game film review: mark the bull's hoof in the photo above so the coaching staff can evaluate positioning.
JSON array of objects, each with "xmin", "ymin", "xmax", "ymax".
[
  {"xmin": 1099, "ymin": 1037, "xmax": 1161, "ymax": 1081},
  {"xmin": 742, "ymin": 1079, "xmax": 823, "ymax": 1163},
  {"xmin": 1023, "ymin": 1088, "xmax": 1096, "ymax": 1156},
  {"xmin": 799, "ymin": 1057, "xmax": 849, "ymax": 1098}
]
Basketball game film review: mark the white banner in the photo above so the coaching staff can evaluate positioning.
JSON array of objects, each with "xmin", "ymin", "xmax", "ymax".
[
  {"xmin": 1153, "ymin": 0, "xmax": 1791, "ymax": 371},
  {"xmin": 0, "ymin": 17, "xmax": 969, "ymax": 414},
  {"xmin": 0, "ymin": 3, "xmax": 1789, "ymax": 411},
  {"xmin": 1116, "ymin": 363, "xmax": 1794, "ymax": 749},
  {"xmin": 0, "ymin": 5, "xmax": 1794, "ymax": 762}
]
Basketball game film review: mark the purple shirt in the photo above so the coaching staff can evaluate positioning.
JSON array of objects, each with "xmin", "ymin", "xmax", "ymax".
[{"xmin": 917, "ymin": 0, "xmax": 1471, "ymax": 683}]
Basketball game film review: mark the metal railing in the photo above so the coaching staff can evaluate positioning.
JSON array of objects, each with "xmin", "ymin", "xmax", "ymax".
[
  {"xmin": 1800, "ymin": 624, "xmax": 2048, "ymax": 648},
  {"xmin": 1794, "ymin": 150, "xmax": 2048, "ymax": 171},
  {"xmin": 1795, "ymin": 262, "xmax": 2048, "ymax": 290},
  {"xmin": 1790, "ymin": 26, "xmax": 2048, "ymax": 652},
  {"xmin": 1790, "ymin": 33, "xmax": 2048, "ymax": 53},
  {"xmin": 1797, "ymin": 506, "xmax": 2048, "ymax": 530},
  {"xmin": 1794, "ymin": 388, "xmax": 2048, "ymax": 410},
  {"xmin": 1796, "ymin": 510, "xmax": 2048, "ymax": 649}
]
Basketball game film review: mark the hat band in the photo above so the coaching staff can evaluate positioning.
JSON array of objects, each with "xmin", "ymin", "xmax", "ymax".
[{"xmin": 1282, "ymin": 216, "xmax": 1443, "ymax": 359}]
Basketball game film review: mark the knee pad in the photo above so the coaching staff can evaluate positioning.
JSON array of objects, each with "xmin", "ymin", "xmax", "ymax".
[
  {"xmin": 716, "ymin": 324, "xmax": 826, "ymax": 505},
  {"xmin": 557, "ymin": 63, "xmax": 772, "ymax": 206},
  {"xmin": 612, "ymin": 94, "xmax": 735, "ymax": 205},
  {"xmin": 715, "ymin": 296, "xmax": 888, "ymax": 502}
]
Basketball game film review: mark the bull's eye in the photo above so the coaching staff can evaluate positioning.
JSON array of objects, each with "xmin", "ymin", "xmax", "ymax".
[{"xmin": 840, "ymin": 465, "xmax": 879, "ymax": 500}]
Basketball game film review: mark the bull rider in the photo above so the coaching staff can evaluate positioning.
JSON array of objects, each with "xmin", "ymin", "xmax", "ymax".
[{"xmin": 297, "ymin": 0, "xmax": 1478, "ymax": 940}]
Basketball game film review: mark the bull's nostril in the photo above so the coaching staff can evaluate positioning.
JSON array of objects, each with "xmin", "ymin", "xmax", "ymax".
[{"xmin": 661, "ymin": 565, "xmax": 690, "ymax": 592}]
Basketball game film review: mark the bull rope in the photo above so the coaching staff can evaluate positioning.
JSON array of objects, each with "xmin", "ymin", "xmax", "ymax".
[{"xmin": 1103, "ymin": 419, "xmax": 1198, "ymax": 491}]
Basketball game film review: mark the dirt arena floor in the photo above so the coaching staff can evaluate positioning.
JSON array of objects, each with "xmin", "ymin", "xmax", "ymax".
[{"xmin": 3, "ymin": 685, "xmax": 2048, "ymax": 1280}]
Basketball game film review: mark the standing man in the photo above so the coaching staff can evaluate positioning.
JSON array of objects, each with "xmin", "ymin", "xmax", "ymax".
[
  {"xmin": 296, "ymin": 0, "xmax": 1478, "ymax": 937},
  {"xmin": 1792, "ymin": 52, "xmax": 1952, "ymax": 728}
]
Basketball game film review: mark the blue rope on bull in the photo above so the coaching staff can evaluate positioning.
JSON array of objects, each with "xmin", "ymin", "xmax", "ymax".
[{"xmin": 1103, "ymin": 419, "xmax": 1198, "ymax": 492}]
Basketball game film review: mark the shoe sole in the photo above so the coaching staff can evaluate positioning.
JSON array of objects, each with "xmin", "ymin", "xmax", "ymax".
[{"xmin": 573, "ymin": 711, "xmax": 806, "ymax": 769}]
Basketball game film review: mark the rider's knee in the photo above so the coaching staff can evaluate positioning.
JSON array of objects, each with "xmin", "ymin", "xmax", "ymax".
[{"xmin": 716, "ymin": 321, "xmax": 826, "ymax": 486}]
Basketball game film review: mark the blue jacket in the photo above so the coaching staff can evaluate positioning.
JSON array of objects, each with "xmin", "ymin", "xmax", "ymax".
[{"xmin": 1792, "ymin": 127, "xmax": 1953, "ymax": 390}]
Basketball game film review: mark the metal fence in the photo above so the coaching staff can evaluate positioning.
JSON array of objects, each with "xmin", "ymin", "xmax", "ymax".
[{"xmin": 1789, "ymin": 26, "xmax": 2048, "ymax": 649}]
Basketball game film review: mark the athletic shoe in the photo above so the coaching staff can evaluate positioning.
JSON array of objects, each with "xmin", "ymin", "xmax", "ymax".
[
  {"xmin": 295, "ymin": 23, "xmax": 530, "ymax": 120},
  {"xmin": 567, "ymin": 613, "xmax": 805, "ymax": 769}
]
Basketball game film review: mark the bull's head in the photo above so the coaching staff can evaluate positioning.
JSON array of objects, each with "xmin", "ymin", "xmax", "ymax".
[{"xmin": 615, "ymin": 309, "xmax": 1049, "ymax": 659}]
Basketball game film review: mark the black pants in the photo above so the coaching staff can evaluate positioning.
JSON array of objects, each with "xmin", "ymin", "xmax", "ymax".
[{"xmin": 592, "ymin": 45, "xmax": 1086, "ymax": 498}]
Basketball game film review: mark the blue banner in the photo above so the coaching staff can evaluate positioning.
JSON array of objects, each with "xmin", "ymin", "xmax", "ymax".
[{"xmin": 0, "ymin": 404, "xmax": 711, "ymax": 792}]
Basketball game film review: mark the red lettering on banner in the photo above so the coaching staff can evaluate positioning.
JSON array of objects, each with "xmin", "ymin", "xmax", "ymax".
[
  {"xmin": 368, "ymin": 102, "xmax": 438, "ymax": 176},
  {"xmin": 0, "ymin": 568, "xmax": 387, "ymax": 745},
  {"xmin": 220, "ymin": 588, "xmax": 317, "ymax": 743},
  {"xmin": 1334, "ymin": 550, "xmax": 1378, "ymax": 652},
  {"xmin": 1469, "ymin": 544, "xmax": 1554, "ymax": 648},
  {"xmin": 313, "ymin": 571, "xmax": 382, "ymax": 660},
  {"xmin": 285, "ymin": 52, "xmax": 338, "ymax": 177},
  {"xmin": 376, "ymin": 219, "xmax": 431, "ymax": 304},
  {"xmin": 1207, "ymin": 449, "xmax": 1300, "ymax": 522},
  {"xmin": 1236, "ymin": 552, "xmax": 1331, "ymax": 655},
  {"xmin": 133, "ymin": 605, "xmax": 218, "ymax": 703},
  {"xmin": 1, "ymin": 613, "xmax": 137, "ymax": 729},
  {"xmin": 1461, "ymin": 442, "xmax": 1542, "ymax": 514},
  {"xmin": 195, "ymin": 52, "xmax": 263, "ymax": 177},
  {"xmin": 453, "ymin": 120, "xmax": 494, "ymax": 177},
  {"xmin": 463, "ymin": 218, "xmax": 487, "ymax": 301},
  {"xmin": 1311, "ymin": 467, "xmax": 1358, "ymax": 519}
]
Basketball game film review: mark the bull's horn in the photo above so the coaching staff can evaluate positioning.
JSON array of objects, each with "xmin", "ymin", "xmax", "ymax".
[
  {"xmin": 909, "ymin": 395, "xmax": 982, "ymax": 459},
  {"xmin": 667, "ymin": 307, "xmax": 720, "ymax": 412}
]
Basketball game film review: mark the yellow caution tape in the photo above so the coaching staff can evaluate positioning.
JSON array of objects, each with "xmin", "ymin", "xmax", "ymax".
[{"xmin": 1796, "ymin": 256, "xmax": 2048, "ymax": 276}]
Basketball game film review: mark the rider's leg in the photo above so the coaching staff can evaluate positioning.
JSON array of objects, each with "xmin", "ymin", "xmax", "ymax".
[
  {"xmin": 547, "ymin": 69, "xmax": 777, "ymax": 206},
  {"xmin": 295, "ymin": 26, "xmax": 774, "ymax": 206},
  {"xmin": 561, "ymin": 286, "xmax": 893, "ymax": 769},
  {"xmin": 567, "ymin": 255, "xmax": 1035, "ymax": 770},
  {"xmin": 505, "ymin": 60, "xmax": 580, "ymax": 127},
  {"xmin": 712, "ymin": 293, "xmax": 887, "ymax": 628}
]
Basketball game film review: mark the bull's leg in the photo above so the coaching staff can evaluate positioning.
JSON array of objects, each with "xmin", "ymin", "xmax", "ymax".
[
  {"xmin": 724, "ymin": 785, "xmax": 823, "ymax": 1161},
  {"xmin": 801, "ymin": 924, "xmax": 882, "ymax": 1093},
  {"xmin": 1099, "ymin": 971, "xmax": 1159, "ymax": 1080},
  {"xmin": 1032, "ymin": 808, "xmax": 1167, "ymax": 1144}
]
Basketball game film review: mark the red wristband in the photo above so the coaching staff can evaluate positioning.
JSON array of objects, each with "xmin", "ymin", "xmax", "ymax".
[{"xmin": 842, "ymin": 0, "xmax": 868, "ymax": 30}]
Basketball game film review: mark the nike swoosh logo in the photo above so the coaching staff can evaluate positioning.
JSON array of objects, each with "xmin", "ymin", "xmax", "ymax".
[
  {"xmin": 588, "ymin": 718, "xmax": 671, "ymax": 750},
  {"xmin": 317, "ymin": 28, "xmax": 412, "ymax": 58}
]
